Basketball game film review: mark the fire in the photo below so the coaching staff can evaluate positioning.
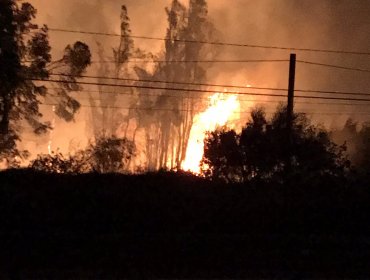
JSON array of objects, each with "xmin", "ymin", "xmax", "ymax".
[{"xmin": 182, "ymin": 93, "xmax": 241, "ymax": 174}]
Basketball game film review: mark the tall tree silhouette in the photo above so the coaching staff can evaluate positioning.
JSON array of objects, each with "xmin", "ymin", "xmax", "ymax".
[
  {"xmin": 133, "ymin": 0, "xmax": 218, "ymax": 170},
  {"xmin": 88, "ymin": 5, "xmax": 135, "ymax": 138},
  {"xmin": 0, "ymin": 1, "xmax": 91, "ymax": 165},
  {"xmin": 0, "ymin": 1, "xmax": 51, "ymax": 165}
]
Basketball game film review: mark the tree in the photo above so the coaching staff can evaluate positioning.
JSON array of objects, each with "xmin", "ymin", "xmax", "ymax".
[
  {"xmin": 87, "ymin": 136, "xmax": 135, "ymax": 173},
  {"xmin": 356, "ymin": 123, "xmax": 370, "ymax": 170},
  {"xmin": 202, "ymin": 106, "xmax": 348, "ymax": 183},
  {"xmin": 30, "ymin": 150, "xmax": 91, "ymax": 174},
  {"xmin": 30, "ymin": 136, "xmax": 136, "ymax": 174},
  {"xmin": 340, "ymin": 122, "xmax": 370, "ymax": 174},
  {"xmin": 48, "ymin": 41, "xmax": 92, "ymax": 122},
  {"xmin": 133, "ymin": 0, "xmax": 219, "ymax": 170},
  {"xmin": 88, "ymin": 5, "xmax": 135, "ymax": 138},
  {"xmin": 0, "ymin": 1, "xmax": 91, "ymax": 165},
  {"xmin": 1, "ymin": 1, "xmax": 51, "ymax": 159}
]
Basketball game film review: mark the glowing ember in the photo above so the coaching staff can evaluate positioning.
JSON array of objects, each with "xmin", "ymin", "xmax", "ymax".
[{"xmin": 182, "ymin": 93, "xmax": 240, "ymax": 174}]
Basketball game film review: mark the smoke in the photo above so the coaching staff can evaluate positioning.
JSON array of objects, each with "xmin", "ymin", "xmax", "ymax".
[
  {"xmin": 208, "ymin": 0, "xmax": 370, "ymax": 126},
  {"xmin": 29, "ymin": 0, "xmax": 175, "ymax": 57},
  {"xmin": 29, "ymin": 0, "xmax": 369, "ymax": 90},
  {"xmin": 23, "ymin": 0, "xmax": 370, "ymax": 161}
]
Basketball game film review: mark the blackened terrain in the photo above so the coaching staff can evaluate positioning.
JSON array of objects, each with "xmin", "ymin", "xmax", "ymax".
[{"xmin": 0, "ymin": 169, "xmax": 369, "ymax": 278}]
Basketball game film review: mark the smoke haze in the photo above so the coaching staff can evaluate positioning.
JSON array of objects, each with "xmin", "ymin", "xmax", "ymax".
[
  {"xmin": 24, "ymin": 0, "xmax": 370, "ymax": 157},
  {"xmin": 29, "ymin": 0, "xmax": 369, "ymax": 89}
]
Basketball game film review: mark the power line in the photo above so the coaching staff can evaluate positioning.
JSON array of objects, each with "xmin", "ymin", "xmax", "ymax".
[
  {"xmin": 298, "ymin": 60, "xmax": 370, "ymax": 73},
  {"xmin": 41, "ymin": 103, "xmax": 207, "ymax": 112},
  {"xmin": 24, "ymin": 59, "xmax": 289, "ymax": 64},
  {"xmin": 44, "ymin": 90, "xmax": 370, "ymax": 114},
  {"xmin": 87, "ymin": 59, "xmax": 370, "ymax": 74},
  {"xmin": 48, "ymin": 28, "xmax": 370, "ymax": 56},
  {"xmin": 24, "ymin": 58, "xmax": 370, "ymax": 74},
  {"xmin": 89, "ymin": 59, "xmax": 290, "ymax": 64},
  {"xmin": 31, "ymin": 78, "xmax": 370, "ymax": 102},
  {"xmin": 40, "ymin": 102, "xmax": 260, "ymax": 115},
  {"xmin": 47, "ymin": 87, "xmax": 370, "ymax": 107},
  {"xmin": 39, "ymin": 102, "xmax": 370, "ymax": 116},
  {"xmin": 49, "ymin": 73, "xmax": 287, "ymax": 92},
  {"xmin": 48, "ymin": 73, "xmax": 370, "ymax": 97},
  {"xmin": 48, "ymin": 87, "xmax": 252, "ymax": 102},
  {"xmin": 37, "ymin": 77, "xmax": 289, "ymax": 98},
  {"xmin": 304, "ymin": 112, "xmax": 370, "ymax": 116},
  {"xmin": 24, "ymin": 56, "xmax": 369, "ymax": 75},
  {"xmin": 296, "ymin": 88, "xmax": 370, "ymax": 97}
]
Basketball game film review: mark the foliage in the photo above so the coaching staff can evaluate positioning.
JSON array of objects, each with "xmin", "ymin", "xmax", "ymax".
[
  {"xmin": 113, "ymin": 5, "xmax": 134, "ymax": 66},
  {"xmin": 356, "ymin": 123, "xmax": 370, "ymax": 172},
  {"xmin": 0, "ymin": 1, "xmax": 50, "ymax": 165},
  {"xmin": 62, "ymin": 41, "xmax": 92, "ymax": 77},
  {"xmin": 0, "ymin": 1, "xmax": 91, "ymax": 165},
  {"xmin": 331, "ymin": 119, "xmax": 370, "ymax": 175},
  {"xmin": 130, "ymin": 0, "xmax": 219, "ymax": 170},
  {"xmin": 30, "ymin": 151, "xmax": 91, "ymax": 174},
  {"xmin": 0, "ymin": 130, "xmax": 29, "ymax": 168},
  {"xmin": 88, "ymin": 5, "xmax": 134, "ymax": 138},
  {"xmin": 49, "ymin": 41, "xmax": 92, "ymax": 122},
  {"xmin": 29, "ymin": 136, "xmax": 136, "ymax": 174},
  {"xmin": 0, "ymin": 1, "xmax": 51, "ymax": 137},
  {"xmin": 87, "ymin": 136, "xmax": 136, "ymax": 173},
  {"xmin": 202, "ymin": 106, "xmax": 349, "ymax": 183}
]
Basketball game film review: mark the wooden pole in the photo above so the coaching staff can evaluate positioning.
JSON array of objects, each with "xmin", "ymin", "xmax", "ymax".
[
  {"xmin": 286, "ymin": 53, "xmax": 296, "ymax": 173},
  {"xmin": 287, "ymin": 53, "xmax": 296, "ymax": 133}
]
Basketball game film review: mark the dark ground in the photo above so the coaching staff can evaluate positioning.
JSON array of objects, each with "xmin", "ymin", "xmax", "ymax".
[{"xmin": 0, "ymin": 169, "xmax": 369, "ymax": 278}]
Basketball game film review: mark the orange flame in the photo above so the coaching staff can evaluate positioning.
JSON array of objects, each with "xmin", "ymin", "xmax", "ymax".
[{"xmin": 182, "ymin": 93, "xmax": 241, "ymax": 174}]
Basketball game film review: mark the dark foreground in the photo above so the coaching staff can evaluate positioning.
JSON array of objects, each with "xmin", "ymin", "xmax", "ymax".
[{"xmin": 0, "ymin": 170, "xmax": 369, "ymax": 278}]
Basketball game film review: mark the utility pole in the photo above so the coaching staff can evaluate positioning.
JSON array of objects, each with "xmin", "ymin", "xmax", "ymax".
[
  {"xmin": 287, "ymin": 53, "xmax": 296, "ymax": 133},
  {"xmin": 286, "ymin": 53, "xmax": 296, "ymax": 173}
]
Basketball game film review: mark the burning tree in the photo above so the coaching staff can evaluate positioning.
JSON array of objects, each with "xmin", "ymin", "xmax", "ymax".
[
  {"xmin": 88, "ymin": 5, "xmax": 138, "ymax": 138},
  {"xmin": 86, "ymin": 0, "xmax": 219, "ymax": 172},
  {"xmin": 133, "ymin": 0, "xmax": 219, "ymax": 171}
]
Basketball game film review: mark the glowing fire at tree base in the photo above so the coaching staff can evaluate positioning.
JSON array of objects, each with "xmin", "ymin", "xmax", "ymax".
[{"xmin": 182, "ymin": 93, "xmax": 241, "ymax": 174}]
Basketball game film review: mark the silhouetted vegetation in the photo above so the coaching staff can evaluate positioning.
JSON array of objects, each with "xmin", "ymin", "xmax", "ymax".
[
  {"xmin": 0, "ymin": 0, "xmax": 91, "ymax": 165},
  {"xmin": 30, "ymin": 136, "xmax": 135, "ymax": 174},
  {"xmin": 2, "ymin": 106, "xmax": 370, "ymax": 278},
  {"xmin": 202, "ymin": 106, "xmax": 349, "ymax": 183},
  {"xmin": 2, "ymin": 106, "xmax": 370, "ymax": 277},
  {"xmin": 332, "ymin": 119, "xmax": 370, "ymax": 175}
]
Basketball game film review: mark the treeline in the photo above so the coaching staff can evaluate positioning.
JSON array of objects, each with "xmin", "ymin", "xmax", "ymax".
[
  {"xmin": 23, "ymin": 105, "xmax": 370, "ymax": 183},
  {"xmin": 202, "ymin": 105, "xmax": 370, "ymax": 183}
]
